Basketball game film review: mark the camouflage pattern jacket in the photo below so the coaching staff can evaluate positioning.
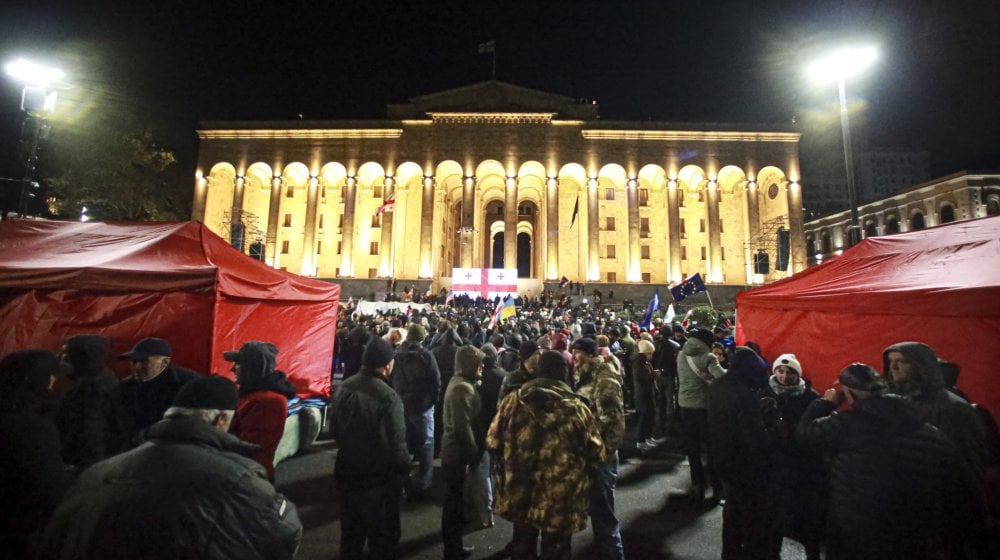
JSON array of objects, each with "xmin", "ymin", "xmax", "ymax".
[
  {"xmin": 575, "ymin": 357, "xmax": 626, "ymax": 455},
  {"xmin": 487, "ymin": 378, "xmax": 605, "ymax": 533}
]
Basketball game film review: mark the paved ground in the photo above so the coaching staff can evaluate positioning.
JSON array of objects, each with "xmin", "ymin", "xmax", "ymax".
[{"xmin": 275, "ymin": 430, "xmax": 809, "ymax": 560}]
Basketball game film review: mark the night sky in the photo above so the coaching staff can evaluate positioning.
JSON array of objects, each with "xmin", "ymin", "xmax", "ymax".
[{"xmin": 1, "ymin": 0, "xmax": 998, "ymax": 200}]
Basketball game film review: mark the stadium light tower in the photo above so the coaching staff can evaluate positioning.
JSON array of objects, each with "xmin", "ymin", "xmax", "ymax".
[{"xmin": 809, "ymin": 46, "xmax": 877, "ymax": 247}]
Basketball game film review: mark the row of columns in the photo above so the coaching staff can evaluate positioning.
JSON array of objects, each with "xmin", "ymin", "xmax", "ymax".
[{"xmin": 206, "ymin": 172, "xmax": 758, "ymax": 283}]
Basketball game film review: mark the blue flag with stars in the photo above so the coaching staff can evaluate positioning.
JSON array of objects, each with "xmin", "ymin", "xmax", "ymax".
[{"xmin": 670, "ymin": 273, "xmax": 707, "ymax": 302}]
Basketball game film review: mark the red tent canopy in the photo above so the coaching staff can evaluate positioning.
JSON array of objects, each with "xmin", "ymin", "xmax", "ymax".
[
  {"xmin": 0, "ymin": 219, "xmax": 339, "ymax": 398},
  {"xmin": 737, "ymin": 215, "xmax": 1000, "ymax": 420}
]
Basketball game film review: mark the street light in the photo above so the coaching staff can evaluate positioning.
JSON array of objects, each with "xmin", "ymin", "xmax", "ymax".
[
  {"xmin": 4, "ymin": 58, "xmax": 63, "ymax": 218},
  {"xmin": 809, "ymin": 46, "xmax": 877, "ymax": 247}
]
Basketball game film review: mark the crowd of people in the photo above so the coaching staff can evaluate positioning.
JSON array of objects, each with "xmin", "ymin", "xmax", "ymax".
[{"xmin": 2, "ymin": 292, "xmax": 999, "ymax": 559}]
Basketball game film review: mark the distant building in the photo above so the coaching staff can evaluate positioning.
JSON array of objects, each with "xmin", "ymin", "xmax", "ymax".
[
  {"xmin": 803, "ymin": 148, "xmax": 930, "ymax": 218},
  {"xmin": 803, "ymin": 172, "xmax": 1000, "ymax": 265},
  {"xmin": 192, "ymin": 81, "xmax": 807, "ymax": 295}
]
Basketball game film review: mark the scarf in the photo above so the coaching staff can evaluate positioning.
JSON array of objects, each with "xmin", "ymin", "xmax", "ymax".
[{"xmin": 769, "ymin": 375, "xmax": 806, "ymax": 396}]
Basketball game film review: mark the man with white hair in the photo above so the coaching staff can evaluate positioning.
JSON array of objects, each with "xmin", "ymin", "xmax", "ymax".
[{"xmin": 41, "ymin": 376, "xmax": 302, "ymax": 559}]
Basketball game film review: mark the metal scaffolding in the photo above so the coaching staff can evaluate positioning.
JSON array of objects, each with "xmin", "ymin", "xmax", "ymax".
[
  {"xmin": 220, "ymin": 210, "xmax": 271, "ymax": 262},
  {"xmin": 744, "ymin": 215, "xmax": 789, "ymax": 280}
]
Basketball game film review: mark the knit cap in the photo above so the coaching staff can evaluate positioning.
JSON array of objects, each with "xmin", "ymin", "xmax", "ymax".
[
  {"xmin": 772, "ymin": 353, "xmax": 802, "ymax": 375},
  {"xmin": 362, "ymin": 337, "xmax": 395, "ymax": 368}
]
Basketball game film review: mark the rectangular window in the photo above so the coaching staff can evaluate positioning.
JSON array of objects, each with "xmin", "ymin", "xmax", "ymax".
[
  {"xmin": 701, "ymin": 246, "xmax": 707, "ymax": 260},
  {"xmin": 372, "ymin": 214, "xmax": 382, "ymax": 228},
  {"xmin": 640, "ymin": 217, "xmax": 650, "ymax": 237},
  {"xmin": 719, "ymin": 219, "xmax": 724, "ymax": 233},
  {"xmin": 720, "ymin": 246, "xmax": 725, "ymax": 261},
  {"xmin": 286, "ymin": 186, "xmax": 294, "ymax": 198},
  {"xmin": 338, "ymin": 215, "xmax": 344, "ymax": 228},
  {"xmin": 318, "ymin": 215, "xmax": 324, "ymax": 229},
  {"xmin": 699, "ymin": 219, "xmax": 706, "ymax": 233},
  {"xmin": 641, "ymin": 272, "xmax": 651, "ymax": 283},
  {"xmin": 373, "ymin": 185, "xmax": 383, "ymax": 198},
  {"xmin": 606, "ymin": 245, "xmax": 616, "ymax": 259},
  {"xmin": 680, "ymin": 218, "xmax": 686, "ymax": 234},
  {"xmin": 604, "ymin": 187, "xmax": 616, "ymax": 201},
  {"xmin": 605, "ymin": 217, "xmax": 615, "ymax": 231},
  {"xmin": 368, "ymin": 268, "xmax": 378, "ymax": 279},
  {"xmin": 334, "ymin": 267, "xmax": 340, "ymax": 277},
  {"xmin": 281, "ymin": 240, "xmax": 289, "ymax": 254},
  {"xmin": 370, "ymin": 242, "xmax": 379, "ymax": 255},
  {"xmin": 317, "ymin": 241, "xmax": 322, "ymax": 255},
  {"xmin": 682, "ymin": 246, "xmax": 688, "ymax": 260},
  {"xmin": 679, "ymin": 196, "xmax": 685, "ymax": 208},
  {"xmin": 283, "ymin": 214, "xmax": 292, "ymax": 227},
  {"xmin": 638, "ymin": 188, "xmax": 649, "ymax": 206},
  {"xmin": 320, "ymin": 186, "xmax": 327, "ymax": 199},
  {"xmin": 606, "ymin": 271, "xmax": 617, "ymax": 283},
  {"xmin": 641, "ymin": 245, "xmax": 650, "ymax": 259},
  {"xmin": 698, "ymin": 191, "xmax": 704, "ymax": 202}
]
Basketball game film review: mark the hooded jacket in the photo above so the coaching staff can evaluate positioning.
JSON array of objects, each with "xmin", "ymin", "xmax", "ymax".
[
  {"xmin": 391, "ymin": 339, "xmax": 441, "ymax": 414},
  {"xmin": 487, "ymin": 377, "xmax": 605, "ymax": 533},
  {"xmin": 441, "ymin": 346, "xmax": 483, "ymax": 465},
  {"xmin": 58, "ymin": 335, "xmax": 119, "ymax": 469},
  {"xmin": 883, "ymin": 341, "xmax": 989, "ymax": 476},
  {"xmin": 431, "ymin": 328, "xmax": 463, "ymax": 401},
  {"xmin": 575, "ymin": 355, "xmax": 625, "ymax": 455},
  {"xmin": 677, "ymin": 337, "xmax": 727, "ymax": 409},
  {"xmin": 706, "ymin": 348, "xmax": 770, "ymax": 481},
  {"xmin": 230, "ymin": 341, "xmax": 296, "ymax": 480},
  {"xmin": 40, "ymin": 416, "xmax": 301, "ymax": 560}
]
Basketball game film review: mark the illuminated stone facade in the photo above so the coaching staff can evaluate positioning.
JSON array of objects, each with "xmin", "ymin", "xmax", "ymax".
[
  {"xmin": 804, "ymin": 172, "xmax": 1000, "ymax": 265},
  {"xmin": 193, "ymin": 81, "xmax": 806, "ymax": 290}
]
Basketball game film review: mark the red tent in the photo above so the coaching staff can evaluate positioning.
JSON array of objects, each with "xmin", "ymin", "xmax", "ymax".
[
  {"xmin": 737, "ymin": 215, "xmax": 1000, "ymax": 420},
  {"xmin": 0, "ymin": 219, "xmax": 339, "ymax": 398}
]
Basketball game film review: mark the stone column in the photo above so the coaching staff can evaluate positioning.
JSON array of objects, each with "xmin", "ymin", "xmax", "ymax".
[
  {"xmin": 266, "ymin": 175, "xmax": 283, "ymax": 268},
  {"xmin": 192, "ymin": 175, "xmax": 208, "ymax": 222},
  {"xmin": 587, "ymin": 177, "xmax": 599, "ymax": 281},
  {"xmin": 419, "ymin": 176, "xmax": 435, "ymax": 278},
  {"xmin": 339, "ymin": 175, "xmax": 358, "ymax": 277},
  {"xmin": 786, "ymin": 179, "xmax": 807, "ymax": 273},
  {"xmin": 626, "ymin": 178, "xmax": 640, "ymax": 282},
  {"xmin": 460, "ymin": 175, "xmax": 476, "ymax": 269},
  {"xmin": 379, "ymin": 176, "xmax": 395, "ymax": 277},
  {"xmin": 301, "ymin": 176, "xmax": 319, "ymax": 276},
  {"xmin": 504, "ymin": 176, "xmax": 518, "ymax": 270},
  {"xmin": 667, "ymin": 179, "xmax": 681, "ymax": 283},
  {"xmin": 706, "ymin": 180, "xmax": 721, "ymax": 282},
  {"xmin": 545, "ymin": 177, "xmax": 559, "ymax": 280}
]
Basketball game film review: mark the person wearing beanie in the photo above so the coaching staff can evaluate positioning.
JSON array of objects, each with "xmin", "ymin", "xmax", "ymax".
[
  {"xmin": 391, "ymin": 322, "xmax": 441, "ymax": 499},
  {"xmin": 57, "ymin": 334, "xmax": 119, "ymax": 470},
  {"xmin": 112, "ymin": 337, "xmax": 200, "ymax": 453},
  {"xmin": 797, "ymin": 363, "xmax": 984, "ymax": 560},
  {"xmin": 756, "ymin": 350, "xmax": 823, "ymax": 558},
  {"xmin": 223, "ymin": 341, "xmax": 298, "ymax": 481},
  {"xmin": 633, "ymin": 339, "xmax": 658, "ymax": 451},
  {"xmin": 330, "ymin": 337, "xmax": 410, "ymax": 559},
  {"xmin": 498, "ymin": 340, "xmax": 542, "ymax": 400},
  {"xmin": 571, "ymin": 331, "xmax": 626, "ymax": 560},
  {"xmin": 488, "ymin": 350, "xmax": 605, "ymax": 559},
  {"xmin": 441, "ymin": 345, "xmax": 484, "ymax": 559},
  {"xmin": 41, "ymin": 375, "xmax": 302, "ymax": 560},
  {"xmin": 706, "ymin": 347, "xmax": 777, "ymax": 558},
  {"xmin": 676, "ymin": 327, "xmax": 726, "ymax": 502}
]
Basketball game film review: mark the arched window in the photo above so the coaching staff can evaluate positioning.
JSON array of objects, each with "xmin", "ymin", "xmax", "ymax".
[
  {"xmin": 805, "ymin": 235, "xmax": 815, "ymax": 255},
  {"xmin": 821, "ymin": 232, "xmax": 832, "ymax": 255},
  {"xmin": 885, "ymin": 217, "xmax": 900, "ymax": 234},
  {"xmin": 987, "ymin": 196, "xmax": 1000, "ymax": 216},
  {"xmin": 940, "ymin": 205, "xmax": 955, "ymax": 223},
  {"xmin": 911, "ymin": 212, "xmax": 925, "ymax": 230},
  {"xmin": 864, "ymin": 223, "xmax": 878, "ymax": 238}
]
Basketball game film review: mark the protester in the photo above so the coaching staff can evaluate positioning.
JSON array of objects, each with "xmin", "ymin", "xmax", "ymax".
[
  {"xmin": 41, "ymin": 375, "xmax": 302, "ymax": 559},
  {"xmin": 632, "ymin": 339, "xmax": 657, "ymax": 451},
  {"xmin": 441, "ymin": 345, "xmax": 484, "ymax": 560},
  {"xmin": 488, "ymin": 350, "xmax": 605, "ymax": 560},
  {"xmin": 57, "ymin": 334, "xmax": 118, "ymax": 470},
  {"xmin": 0, "ymin": 350, "xmax": 71, "ymax": 558},
  {"xmin": 797, "ymin": 363, "xmax": 985, "ymax": 560},
  {"xmin": 113, "ymin": 337, "xmax": 199, "ymax": 452},
  {"xmin": 652, "ymin": 324, "xmax": 684, "ymax": 437},
  {"xmin": 432, "ymin": 325, "xmax": 463, "ymax": 455},
  {"xmin": 391, "ymin": 323, "xmax": 441, "ymax": 500},
  {"xmin": 471, "ymin": 343, "xmax": 507, "ymax": 526},
  {"xmin": 330, "ymin": 337, "xmax": 410, "ymax": 560},
  {"xmin": 499, "ymin": 340, "xmax": 541, "ymax": 400},
  {"xmin": 676, "ymin": 327, "xmax": 726, "ymax": 501},
  {"xmin": 225, "ymin": 341, "xmax": 298, "ymax": 480}
]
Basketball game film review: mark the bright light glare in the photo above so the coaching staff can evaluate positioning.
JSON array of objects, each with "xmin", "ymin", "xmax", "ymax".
[
  {"xmin": 4, "ymin": 58, "xmax": 64, "ymax": 88},
  {"xmin": 808, "ymin": 47, "xmax": 877, "ymax": 83}
]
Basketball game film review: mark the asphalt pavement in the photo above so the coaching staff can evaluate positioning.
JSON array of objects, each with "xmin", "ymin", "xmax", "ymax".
[{"xmin": 275, "ymin": 428, "xmax": 810, "ymax": 560}]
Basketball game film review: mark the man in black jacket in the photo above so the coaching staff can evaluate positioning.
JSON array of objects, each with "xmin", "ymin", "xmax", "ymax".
[
  {"xmin": 392, "ymin": 323, "xmax": 441, "ymax": 498},
  {"xmin": 112, "ymin": 337, "xmax": 199, "ymax": 452},
  {"xmin": 332, "ymin": 337, "xmax": 411, "ymax": 560},
  {"xmin": 797, "ymin": 363, "xmax": 985, "ymax": 560},
  {"xmin": 41, "ymin": 375, "xmax": 302, "ymax": 560}
]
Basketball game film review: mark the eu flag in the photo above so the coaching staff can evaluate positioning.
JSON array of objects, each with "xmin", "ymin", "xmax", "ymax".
[{"xmin": 670, "ymin": 273, "xmax": 707, "ymax": 302}]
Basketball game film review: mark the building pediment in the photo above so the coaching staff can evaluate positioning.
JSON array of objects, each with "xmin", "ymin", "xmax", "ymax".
[{"xmin": 386, "ymin": 81, "xmax": 599, "ymax": 120}]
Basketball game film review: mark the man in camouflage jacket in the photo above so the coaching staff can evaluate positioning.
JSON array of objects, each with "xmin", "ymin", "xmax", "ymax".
[
  {"xmin": 571, "ymin": 337, "xmax": 626, "ymax": 560},
  {"xmin": 488, "ymin": 351, "xmax": 605, "ymax": 560}
]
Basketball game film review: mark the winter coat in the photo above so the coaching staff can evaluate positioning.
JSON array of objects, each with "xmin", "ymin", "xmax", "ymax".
[
  {"xmin": 499, "ymin": 364, "xmax": 532, "ymax": 401},
  {"xmin": 330, "ymin": 367, "xmax": 410, "ymax": 489},
  {"xmin": 476, "ymin": 345, "xmax": 507, "ymax": 454},
  {"xmin": 341, "ymin": 325, "xmax": 371, "ymax": 379},
  {"xmin": 391, "ymin": 340, "xmax": 441, "ymax": 414},
  {"xmin": 58, "ymin": 334, "xmax": 119, "ymax": 469},
  {"xmin": 677, "ymin": 337, "xmax": 726, "ymax": 410},
  {"xmin": 441, "ymin": 371, "xmax": 481, "ymax": 466},
  {"xmin": 575, "ymin": 357, "xmax": 625, "ymax": 455},
  {"xmin": 883, "ymin": 341, "xmax": 989, "ymax": 477},
  {"xmin": 487, "ymin": 377, "xmax": 605, "ymax": 533},
  {"xmin": 797, "ymin": 394, "xmax": 985, "ymax": 555},
  {"xmin": 40, "ymin": 416, "xmax": 301, "ymax": 560},
  {"xmin": 231, "ymin": 391, "xmax": 288, "ymax": 480},
  {"xmin": 706, "ymin": 349, "xmax": 771, "ymax": 482},
  {"xmin": 431, "ymin": 329, "xmax": 462, "ymax": 402},
  {"xmin": 631, "ymin": 352, "xmax": 655, "ymax": 401},
  {"xmin": 112, "ymin": 364, "xmax": 200, "ymax": 453}
]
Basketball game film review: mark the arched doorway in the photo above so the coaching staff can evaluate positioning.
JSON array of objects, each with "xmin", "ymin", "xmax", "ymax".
[
  {"xmin": 911, "ymin": 212, "xmax": 925, "ymax": 230},
  {"xmin": 940, "ymin": 205, "xmax": 955, "ymax": 223},
  {"xmin": 491, "ymin": 233, "xmax": 504, "ymax": 268},
  {"xmin": 516, "ymin": 232, "xmax": 531, "ymax": 277},
  {"xmin": 885, "ymin": 216, "xmax": 900, "ymax": 234}
]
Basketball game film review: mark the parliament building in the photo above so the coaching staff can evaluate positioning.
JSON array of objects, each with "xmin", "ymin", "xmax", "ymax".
[{"xmin": 193, "ymin": 81, "xmax": 806, "ymax": 296}]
